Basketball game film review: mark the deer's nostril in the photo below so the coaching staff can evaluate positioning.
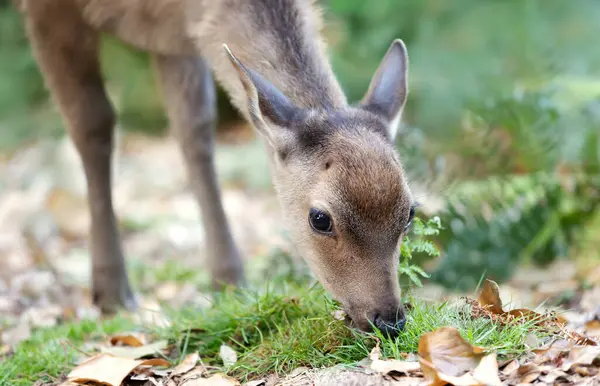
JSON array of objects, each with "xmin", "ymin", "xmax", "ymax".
[{"xmin": 374, "ymin": 314, "xmax": 406, "ymax": 338}]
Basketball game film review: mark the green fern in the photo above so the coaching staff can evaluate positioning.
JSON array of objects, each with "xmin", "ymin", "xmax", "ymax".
[
  {"xmin": 431, "ymin": 171, "xmax": 600, "ymax": 291},
  {"xmin": 399, "ymin": 217, "xmax": 442, "ymax": 287}
]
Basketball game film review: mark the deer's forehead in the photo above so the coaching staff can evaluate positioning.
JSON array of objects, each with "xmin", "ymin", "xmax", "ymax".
[
  {"xmin": 293, "ymin": 108, "xmax": 390, "ymax": 153},
  {"xmin": 325, "ymin": 135, "xmax": 411, "ymax": 232}
]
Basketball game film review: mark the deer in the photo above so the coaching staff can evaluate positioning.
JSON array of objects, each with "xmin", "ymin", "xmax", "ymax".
[{"xmin": 12, "ymin": 0, "xmax": 415, "ymax": 338}]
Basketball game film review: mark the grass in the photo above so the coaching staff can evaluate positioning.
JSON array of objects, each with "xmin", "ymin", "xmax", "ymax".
[{"xmin": 0, "ymin": 278, "xmax": 552, "ymax": 386}]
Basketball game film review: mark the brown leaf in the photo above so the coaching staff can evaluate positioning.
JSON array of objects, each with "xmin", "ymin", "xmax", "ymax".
[
  {"xmin": 561, "ymin": 346, "xmax": 600, "ymax": 371},
  {"xmin": 572, "ymin": 364, "xmax": 598, "ymax": 377},
  {"xmin": 419, "ymin": 357, "xmax": 476, "ymax": 386},
  {"xmin": 180, "ymin": 373, "xmax": 240, "ymax": 386},
  {"xmin": 243, "ymin": 380, "xmax": 266, "ymax": 386},
  {"xmin": 100, "ymin": 339, "xmax": 168, "ymax": 359},
  {"xmin": 171, "ymin": 352, "xmax": 200, "ymax": 376},
  {"xmin": 370, "ymin": 358, "xmax": 421, "ymax": 377},
  {"xmin": 584, "ymin": 319, "xmax": 600, "ymax": 337},
  {"xmin": 532, "ymin": 339, "xmax": 575, "ymax": 362},
  {"xmin": 67, "ymin": 353, "xmax": 169, "ymax": 386},
  {"xmin": 500, "ymin": 359, "xmax": 519, "ymax": 376},
  {"xmin": 477, "ymin": 279, "xmax": 504, "ymax": 315},
  {"xmin": 471, "ymin": 353, "xmax": 502, "ymax": 386},
  {"xmin": 418, "ymin": 326, "xmax": 485, "ymax": 377},
  {"xmin": 538, "ymin": 368, "xmax": 568, "ymax": 383},
  {"xmin": 506, "ymin": 363, "xmax": 541, "ymax": 384},
  {"xmin": 109, "ymin": 333, "xmax": 146, "ymax": 347}
]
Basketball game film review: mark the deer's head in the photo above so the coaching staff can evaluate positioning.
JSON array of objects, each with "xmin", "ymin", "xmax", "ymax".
[{"xmin": 225, "ymin": 40, "xmax": 413, "ymax": 337}]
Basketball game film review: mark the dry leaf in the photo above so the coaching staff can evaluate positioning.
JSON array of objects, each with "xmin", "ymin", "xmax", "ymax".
[
  {"xmin": 561, "ymin": 346, "xmax": 600, "ymax": 371},
  {"xmin": 500, "ymin": 359, "xmax": 519, "ymax": 376},
  {"xmin": 418, "ymin": 326, "xmax": 485, "ymax": 377},
  {"xmin": 477, "ymin": 279, "xmax": 504, "ymax": 315},
  {"xmin": 67, "ymin": 353, "xmax": 169, "ymax": 386},
  {"xmin": 477, "ymin": 279, "xmax": 544, "ymax": 324},
  {"xmin": 370, "ymin": 358, "xmax": 421, "ymax": 377},
  {"xmin": 505, "ymin": 363, "xmax": 541, "ymax": 384},
  {"xmin": 417, "ymin": 327, "xmax": 501, "ymax": 386},
  {"xmin": 538, "ymin": 368, "xmax": 568, "ymax": 383},
  {"xmin": 418, "ymin": 357, "xmax": 479, "ymax": 386},
  {"xmin": 243, "ymin": 380, "xmax": 266, "ymax": 386},
  {"xmin": 584, "ymin": 319, "xmax": 600, "ymax": 337},
  {"xmin": 171, "ymin": 352, "xmax": 200, "ymax": 376},
  {"xmin": 219, "ymin": 344, "xmax": 238, "ymax": 367},
  {"xmin": 181, "ymin": 373, "xmax": 240, "ymax": 386},
  {"xmin": 109, "ymin": 333, "xmax": 146, "ymax": 347},
  {"xmin": 532, "ymin": 339, "xmax": 575, "ymax": 362},
  {"xmin": 180, "ymin": 368, "xmax": 209, "ymax": 384},
  {"xmin": 471, "ymin": 353, "xmax": 502, "ymax": 386},
  {"xmin": 369, "ymin": 343, "xmax": 381, "ymax": 362},
  {"xmin": 100, "ymin": 339, "xmax": 168, "ymax": 359}
]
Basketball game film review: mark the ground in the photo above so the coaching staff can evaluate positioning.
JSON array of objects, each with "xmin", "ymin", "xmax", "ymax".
[{"xmin": 0, "ymin": 124, "xmax": 598, "ymax": 385}]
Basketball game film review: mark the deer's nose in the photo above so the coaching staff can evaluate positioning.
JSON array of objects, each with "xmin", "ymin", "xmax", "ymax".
[{"xmin": 373, "ymin": 313, "xmax": 406, "ymax": 338}]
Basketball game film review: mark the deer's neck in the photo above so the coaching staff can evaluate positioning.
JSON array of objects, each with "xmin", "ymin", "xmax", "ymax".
[{"xmin": 187, "ymin": 0, "xmax": 347, "ymax": 119}]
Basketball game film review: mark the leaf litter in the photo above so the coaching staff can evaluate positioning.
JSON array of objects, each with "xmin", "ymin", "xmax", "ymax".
[{"xmin": 2, "ymin": 135, "xmax": 600, "ymax": 384}]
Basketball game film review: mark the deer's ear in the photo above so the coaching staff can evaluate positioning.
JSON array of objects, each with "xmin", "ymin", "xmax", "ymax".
[
  {"xmin": 360, "ymin": 39, "xmax": 408, "ymax": 141},
  {"xmin": 224, "ymin": 44, "xmax": 300, "ymax": 146}
]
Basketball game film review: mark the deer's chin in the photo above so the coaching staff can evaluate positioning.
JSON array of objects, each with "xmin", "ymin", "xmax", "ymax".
[{"xmin": 340, "ymin": 309, "xmax": 371, "ymax": 333}]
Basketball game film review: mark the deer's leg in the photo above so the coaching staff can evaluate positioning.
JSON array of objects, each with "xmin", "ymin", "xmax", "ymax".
[
  {"xmin": 154, "ymin": 54, "xmax": 245, "ymax": 287},
  {"xmin": 24, "ymin": 3, "xmax": 136, "ymax": 312}
]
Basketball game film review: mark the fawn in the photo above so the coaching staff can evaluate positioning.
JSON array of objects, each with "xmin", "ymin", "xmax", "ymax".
[{"xmin": 13, "ymin": 0, "xmax": 414, "ymax": 337}]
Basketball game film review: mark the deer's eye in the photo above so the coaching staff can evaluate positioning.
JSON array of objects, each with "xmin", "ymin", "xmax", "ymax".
[{"xmin": 309, "ymin": 208, "xmax": 333, "ymax": 234}]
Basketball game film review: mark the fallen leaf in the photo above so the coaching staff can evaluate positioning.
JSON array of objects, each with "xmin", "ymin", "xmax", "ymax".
[
  {"xmin": 109, "ymin": 333, "xmax": 146, "ymax": 347},
  {"xmin": 477, "ymin": 279, "xmax": 546, "ymax": 325},
  {"xmin": 500, "ymin": 359, "xmax": 519, "ymax": 376},
  {"xmin": 219, "ymin": 344, "xmax": 238, "ymax": 367},
  {"xmin": 471, "ymin": 353, "xmax": 502, "ymax": 386},
  {"xmin": 584, "ymin": 319, "xmax": 600, "ymax": 337},
  {"xmin": 561, "ymin": 345, "xmax": 600, "ymax": 371},
  {"xmin": 418, "ymin": 326, "xmax": 485, "ymax": 377},
  {"xmin": 532, "ymin": 339, "xmax": 576, "ymax": 362},
  {"xmin": 572, "ymin": 364, "xmax": 598, "ymax": 377},
  {"xmin": 477, "ymin": 279, "xmax": 504, "ymax": 315},
  {"xmin": 100, "ymin": 339, "xmax": 168, "ymax": 359},
  {"xmin": 419, "ymin": 357, "xmax": 479, "ymax": 386},
  {"xmin": 370, "ymin": 358, "xmax": 421, "ymax": 377},
  {"xmin": 181, "ymin": 373, "xmax": 240, "ymax": 386},
  {"xmin": 417, "ymin": 327, "xmax": 502, "ymax": 386},
  {"xmin": 179, "ymin": 367, "xmax": 208, "ymax": 384},
  {"xmin": 505, "ymin": 363, "xmax": 541, "ymax": 384},
  {"xmin": 538, "ymin": 368, "xmax": 569, "ymax": 383},
  {"xmin": 171, "ymin": 352, "xmax": 200, "ymax": 376},
  {"xmin": 243, "ymin": 380, "xmax": 266, "ymax": 386},
  {"xmin": 67, "ymin": 353, "xmax": 169, "ymax": 386},
  {"xmin": 369, "ymin": 343, "xmax": 381, "ymax": 362}
]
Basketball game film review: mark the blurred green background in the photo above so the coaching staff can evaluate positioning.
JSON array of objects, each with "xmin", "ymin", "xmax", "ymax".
[{"xmin": 1, "ymin": 0, "xmax": 599, "ymax": 291}]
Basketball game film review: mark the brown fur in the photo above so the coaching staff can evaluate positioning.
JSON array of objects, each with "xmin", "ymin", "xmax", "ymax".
[{"xmin": 13, "ymin": 0, "xmax": 413, "ymax": 335}]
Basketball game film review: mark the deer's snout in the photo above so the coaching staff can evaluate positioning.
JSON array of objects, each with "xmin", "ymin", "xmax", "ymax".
[
  {"xmin": 373, "ymin": 312, "xmax": 406, "ymax": 338},
  {"xmin": 345, "ymin": 301, "xmax": 407, "ymax": 338}
]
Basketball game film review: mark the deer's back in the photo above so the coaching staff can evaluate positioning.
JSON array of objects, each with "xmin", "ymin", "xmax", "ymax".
[{"xmin": 17, "ymin": 0, "xmax": 196, "ymax": 56}]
